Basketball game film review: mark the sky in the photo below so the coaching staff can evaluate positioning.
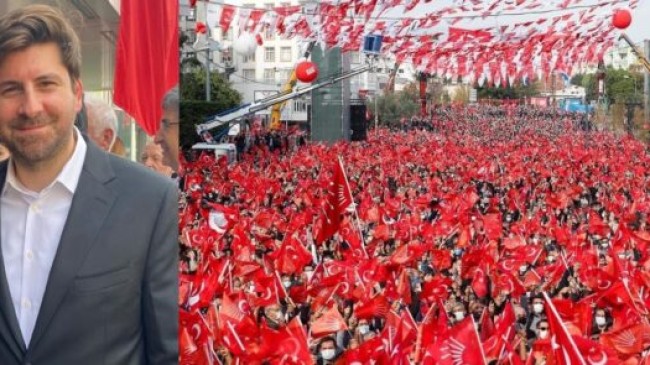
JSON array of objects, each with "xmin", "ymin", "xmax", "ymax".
[{"xmin": 628, "ymin": 1, "xmax": 649, "ymax": 44}]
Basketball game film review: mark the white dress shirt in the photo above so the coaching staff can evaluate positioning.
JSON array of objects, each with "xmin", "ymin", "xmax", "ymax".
[{"xmin": 1, "ymin": 128, "xmax": 86, "ymax": 347}]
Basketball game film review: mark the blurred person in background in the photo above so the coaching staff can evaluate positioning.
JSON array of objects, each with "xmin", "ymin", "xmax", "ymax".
[
  {"xmin": 154, "ymin": 86, "xmax": 179, "ymax": 172},
  {"xmin": 85, "ymin": 97, "xmax": 118, "ymax": 153},
  {"xmin": 141, "ymin": 142, "xmax": 173, "ymax": 176}
]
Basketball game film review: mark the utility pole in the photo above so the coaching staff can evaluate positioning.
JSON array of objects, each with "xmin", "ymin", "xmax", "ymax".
[
  {"xmin": 205, "ymin": 48, "xmax": 211, "ymax": 102},
  {"xmin": 643, "ymin": 39, "xmax": 650, "ymax": 122}
]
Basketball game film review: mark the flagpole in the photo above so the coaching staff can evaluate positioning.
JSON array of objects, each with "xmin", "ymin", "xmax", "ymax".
[
  {"xmin": 471, "ymin": 316, "xmax": 489, "ymax": 365},
  {"xmin": 542, "ymin": 292, "xmax": 587, "ymax": 365},
  {"xmin": 338, "ymin": 155, "xmax": 369, "ymax": 258},
  {"xmin": 275, "ymin": 270, "xmax": 295, "ymax": 306}
]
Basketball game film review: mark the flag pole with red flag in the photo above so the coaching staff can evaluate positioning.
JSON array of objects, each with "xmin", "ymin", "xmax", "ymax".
[
  {"xmin": 337, "ymin": 155, "xmax": 368, "ymax": 258},
  {"xmin": 542, "ymin": 292, "xmax": 587, "ymax": 365},
  {"xmin": 113, "ymin": 0, "xmax": 178, "ymax": 135}
]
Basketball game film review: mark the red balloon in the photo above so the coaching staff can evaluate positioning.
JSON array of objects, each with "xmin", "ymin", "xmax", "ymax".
[
  {"xmin": 255, "ymin": 34, "xmax": 264, "ymax": 46},
  {"xmin": 612, "ymin": 9, "xmax": 632, "ymax": 29},
  {"xmin": 295, "ymin": 61, "xmax": 319, "ymax": 83}
]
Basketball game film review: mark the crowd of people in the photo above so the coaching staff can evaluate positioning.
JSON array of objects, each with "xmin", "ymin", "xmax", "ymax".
[{"xmin": 179, "ymin": 105, "xmax": 650, "ymax": 365}]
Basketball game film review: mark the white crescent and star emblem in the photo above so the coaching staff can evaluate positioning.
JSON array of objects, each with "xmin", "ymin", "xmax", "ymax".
[{"xmin": 586, "ymin": 350, "xmax": 608, "ymax": 365}]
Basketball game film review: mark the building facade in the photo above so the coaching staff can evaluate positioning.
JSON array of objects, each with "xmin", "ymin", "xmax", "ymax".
[{"xmin": 187, "ymin": 0, "xmax": 417, "ymax": 125}]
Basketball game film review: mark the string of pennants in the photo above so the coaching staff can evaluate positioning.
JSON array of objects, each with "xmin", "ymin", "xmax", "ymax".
[{"xmin": 192, "ymin": 0, "xmax": 640, "ymax": 87}]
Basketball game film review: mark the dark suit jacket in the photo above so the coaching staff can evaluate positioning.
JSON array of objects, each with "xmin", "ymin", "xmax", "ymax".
[{"xmin": 0, "ymin": 140, "xmax": 178, "ymax": 365}]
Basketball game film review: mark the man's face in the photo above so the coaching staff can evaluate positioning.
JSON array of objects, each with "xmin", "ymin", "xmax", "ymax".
[
  {"xmin": 141, "ymin": 143, "xmax": 165, "ymax": 171},
  {"xmin": 0, "ymin": 43, "xmax": 82, "ymax": 166},
  {"xmin": 320, "ymin": 340, "xmax": 335, "ymax": 351},
  {"xmin": 154, "ymin": 108, "xmax": 179, "ymax": 170}
]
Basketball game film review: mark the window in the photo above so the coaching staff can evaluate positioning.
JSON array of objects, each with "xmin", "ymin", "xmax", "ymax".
[
  {"xmin": 221, "ymin": 52, "xmax": 232, "ymax": 65},
  {"xmin": 223, "ymin": 29, "xmax": 231, "ymax": 41},
  {"xmin": 264, "ymin": 47, "xmax": 275, "ymax": 62},
  {"xmin": 265, "ymin": 3, "xmax": 274, "ymax": 10},
  {"xmin": 280, "ymin": 47, "xmax": 292, "ymax": 62},
  {"xmin": 243, "ymin": 69, "xmax": 256, "ymax": 80},
  {"xmin": 242, "ymin": 53, "xmax": 255, "ymax": 63},
  {"xmin": 263, "ymin": 68, "xmax": 275, "ymax": 83},
  {"xmin": 293, "ymin": 99, "xmax": 307, "ymax": 112},
  {"xmin": 265, "ymin": 27, "xmax": 274, "ymax": 40}
]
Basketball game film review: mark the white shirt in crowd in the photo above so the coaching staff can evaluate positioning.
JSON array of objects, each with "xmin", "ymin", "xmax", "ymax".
[{"xmin": 1, "ymin": 127, "xmax": 86, "ymax": 347}]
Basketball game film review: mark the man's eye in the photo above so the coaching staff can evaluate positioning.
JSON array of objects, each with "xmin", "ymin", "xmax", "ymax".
[{"xmin": 0, "ymin": 87, "xmax": 19, "ymax": 96}]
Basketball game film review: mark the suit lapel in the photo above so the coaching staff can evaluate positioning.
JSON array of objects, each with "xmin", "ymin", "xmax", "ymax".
[
  {"xmin": 0, "ymin": 161, "xmax": 28, "ymax": 358},
  {"xmin": 29, "ymin": 142, "xmax": 117, "ymax": 350}
]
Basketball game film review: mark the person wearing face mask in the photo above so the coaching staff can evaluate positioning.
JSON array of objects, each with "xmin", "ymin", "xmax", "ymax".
[
  {"xmin": 590, "ymin": 308, "xmax": 612, "ymax": 340},
  {"xmin": 316, "ymin": 337, "xmax": 340, "ymax": 364},
  {"xmin": 356, "ymin": 319, "xmax": 371, "ymax": 337},
  {"xmin": 525, "ymin": 295, "xmax": 546, "ymax": 341},
  {"xmin": 451, "ymin": 303, "xmax": 467, "ymax": 324},
  {"xmin": 281, "ymin": 275, "xmax": 293, "ymax": 290},
  {"xmin": 530, "ymin": 318, "xmax": 553, "ymax": 365}
]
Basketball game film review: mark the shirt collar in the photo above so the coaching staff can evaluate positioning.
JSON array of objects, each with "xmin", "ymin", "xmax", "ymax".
[{"xmin": 3, "ymin": 127, "xmax": 87, "ymax": 197}]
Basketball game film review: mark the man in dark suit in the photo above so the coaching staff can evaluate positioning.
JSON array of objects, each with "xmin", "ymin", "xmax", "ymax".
[{"xmin": 0, "ymin": 5, "xmax": 178, "ymax": 364}]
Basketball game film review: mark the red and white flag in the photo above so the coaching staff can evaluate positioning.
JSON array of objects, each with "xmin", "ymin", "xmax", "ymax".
[
  {"xmin": 310, "ymin": 305, "xmax": 349, "ymax": 338},
  {"xmin": 543, "ymin": 292, "xmax": 587, "ymax": 365}
]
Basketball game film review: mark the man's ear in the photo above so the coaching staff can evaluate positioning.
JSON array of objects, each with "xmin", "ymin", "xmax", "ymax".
[
  {"xmin": 103, "ymin": 128, "xmax": 115, "ymax": 149},
  {"xmin": 73, "ymin": 79, "xmax": 84, "ymax": 113}
]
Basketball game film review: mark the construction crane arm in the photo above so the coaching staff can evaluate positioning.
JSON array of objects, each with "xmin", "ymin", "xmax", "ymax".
[
  {"xmin": 269, "ymin": 42, "xmax": 317, "ymax": 130},
  {"xmin": 196, "ymin": 65, "xmax": 371, "ymax": 137},
  {"xmin": 619, "ymin": 33, "xmax": 650, "ymax": 73}
]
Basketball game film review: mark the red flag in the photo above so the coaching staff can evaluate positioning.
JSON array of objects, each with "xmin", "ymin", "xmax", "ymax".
[
  {"xmin": 316, "ymin": 157, "xmax": 354, "ymax": 243},
  {"xmin": 422, "ymin": 317, "xmax": 487, "ymax": 365},
  {"xmin": 542, "ymin": 293, "xmax": 587, "ymax": 365},
  {"xmin": 396, "ymin": 269, "xmax": 413, "ymax": 305},
  {"xmin": 113, "ymin": 0, "xmax": 178, "ymax": 135},
  {"xmin": 600, "ymin": 323, "xmax": 650, "ymax": 356},
  {"xmin": 310, "ymin": 305, "xmax": 349, "ymax": 338},
  {"xmin": 354, "ymin": 294, "xmax": 390, "ymax": 319},
  {"xmin": 471, "ymin": 265, "xmax": 489, "ymax": 298},
  {"xmin": 269, "ymin": 233, "xmax": 313, "ymax": 274},
  {"xmin": 219, "ymin": 5, "xmax": 236, "ymax": 32}
]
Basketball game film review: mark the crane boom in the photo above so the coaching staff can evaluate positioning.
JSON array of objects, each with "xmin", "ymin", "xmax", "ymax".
[
  {"xmin": 269, "ymin": 42, "xmax": 317, "ymax": 130},
  {"xmin": 196, "ymin": 65, "xmax": 371, "ymax": 137},
  {"xmin": 619, "ymin": 33, "xmax": 650, "ymax": 73}
]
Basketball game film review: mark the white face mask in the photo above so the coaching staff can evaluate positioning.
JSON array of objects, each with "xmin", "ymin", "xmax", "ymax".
[
  {"xmin": 358, "ymin": 325, "xmax": 370, "ymax": 335},
  {"xmin": 533, "ymin": 303, "xmax": 544, "ymax": 314},
  {"xmin": 321, "ymin": 349, "xmax": 336, "ymax": 360},
  {"xmin": 283, "ymin": 280, "xmax": 292, "ymax": 288},
  {"xmin": 538, "ymin": 329, "xmax": 549, "ymax": 339},
  {"xmin": 454, "ymin": 311, "xmax": 465, "ymax": 321},
  {"xmin": 595, "ymin": 316, "xmax": 606, "ymax": 326}
]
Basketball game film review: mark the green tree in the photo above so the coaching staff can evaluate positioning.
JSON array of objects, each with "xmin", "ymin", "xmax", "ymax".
[
  {"xmin": 179, "ymin": 69, "xmax": 242, "ymax": 147},
  {"xmin": 579, "ymin": 68, "xmax": 642, "ymax": 104},
  {"xmin": 570, "ymin": 74, "xmax": 584, "ymax": 87},
  {"xmin": 604, "ymin": 67, "xmax": 643, "ymax": 104},
  {"xmin": 477, "ymin": 81, "xmax": 539, "ymax": 100},
  {"xmin": 366, "ymin": 83, "xmax": 419, "ymax": 125}
]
